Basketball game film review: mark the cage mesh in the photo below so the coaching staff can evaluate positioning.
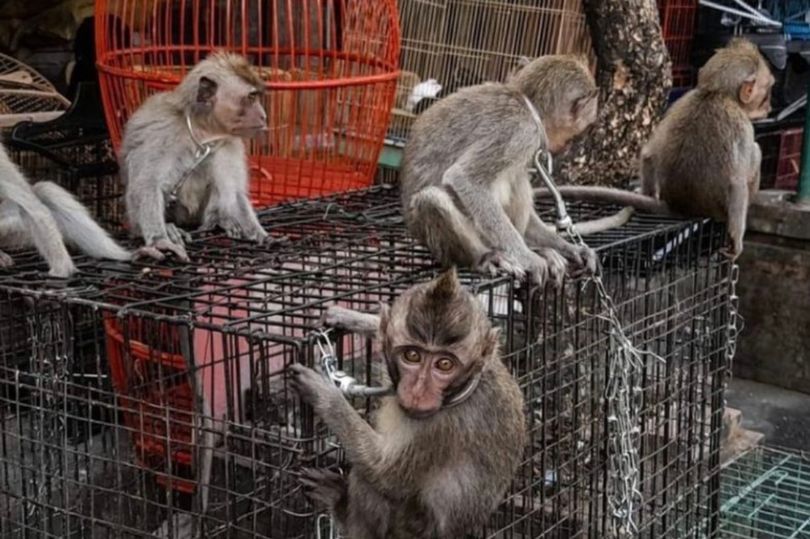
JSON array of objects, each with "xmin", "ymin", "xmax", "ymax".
[{"xmin": 0, "ymin": 186, "xmax": 730, "ymax": 538}]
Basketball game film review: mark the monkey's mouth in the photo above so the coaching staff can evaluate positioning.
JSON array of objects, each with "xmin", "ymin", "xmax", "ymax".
[
  {"xmin": 398, "ymin": 403, "xmax": 441, "ymax": 419},
  {"xmin": 233, "ymin": 125, "xmax": 268, "ymax": 136}
]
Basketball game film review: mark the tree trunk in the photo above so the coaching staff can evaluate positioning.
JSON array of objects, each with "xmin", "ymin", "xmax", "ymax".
[{"xmin": 556, "ymin": 0, "xmax": 672, "ymax": 187}]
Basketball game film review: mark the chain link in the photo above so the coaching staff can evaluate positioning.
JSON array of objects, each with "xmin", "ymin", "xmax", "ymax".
[
  {"xmin": 534, "ymin": 150, "xmax": 661, "ymax": 537},
  {"xmin": 724, "ymin": 263, "xmax": 742, "ymax": 408}
]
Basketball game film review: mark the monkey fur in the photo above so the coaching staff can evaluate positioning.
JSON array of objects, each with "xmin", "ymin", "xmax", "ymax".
[
  {"xmin": 121, "ymin": 51, "xmax": 270, "ymax": 262},
  {"xmin": 537, "ymin": 38, "xmax": 774, "ymax": 260},
  {"xmin": 291, "ymin": 269, "xmax": 526, "ymax": 539},
  {"xmin": 0, "ymin": 142, "xmax": 131, "ymax": 278},
  {"xmin": 400, "ymin": 55, "xmax": 600, "ymax": 287}
]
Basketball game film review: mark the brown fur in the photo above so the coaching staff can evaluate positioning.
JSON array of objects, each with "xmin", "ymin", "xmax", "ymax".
[
  {"xmin": 291, "ymin": 270, "xmax": 527, "ymax": 538},
  {"xmin": 537, "ymin": 38, "xmax": 774, "ymax": 259}
]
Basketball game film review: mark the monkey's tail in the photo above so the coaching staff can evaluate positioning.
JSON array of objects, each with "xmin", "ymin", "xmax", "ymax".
[
  {"xmin": 534, "ymin": 185, "xmax": 668, "ymax": 213},
  {"xmin": 569, "ymin": 206, "xmax": 635, "ymax": 235},
  {"xmin": 32, "ymin": 181, "xmax": 132, "ymax": 261}
]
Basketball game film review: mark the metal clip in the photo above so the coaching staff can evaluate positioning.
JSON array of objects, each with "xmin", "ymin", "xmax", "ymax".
[
  {"xmin": 533, "ymin": 150, "xmax": 572, "ymax": 231},
  {"xmin": 313, "ymin": 330, "xmax": 393, "ymax": 398}
]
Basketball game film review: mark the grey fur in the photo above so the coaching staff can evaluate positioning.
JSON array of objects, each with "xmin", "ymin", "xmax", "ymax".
[
  {"xmin": 400, "ymin": 55, "xmax": 599, "ymax": 285},
  {"xmin": 0, "ymin": 143, "xmax": 130, "ymax": 278},
  {"xmin": 121, "ymin": 52, "xmax": 269, "ymax": 262},
  {"xmin": 294, "ymin": 271, "xmax": 526, "ymax": 538}
]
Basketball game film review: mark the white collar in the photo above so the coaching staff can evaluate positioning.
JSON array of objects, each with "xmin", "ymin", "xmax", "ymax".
[{"xmin": 520, "ymin": 93, "xmax": 548, "ymax": 145}]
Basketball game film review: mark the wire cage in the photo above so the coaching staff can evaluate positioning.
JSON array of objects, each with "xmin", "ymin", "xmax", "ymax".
[
  {"xmin": 389, "ymin": 0, "xmax": 593, "ymax": 142},
  {"xmin": 658, "ymin": 0, "xmax": 699, "ymax": 88},
  {"xmin": 95, "ymin": 0, "xmax": 401, "ymax": 207},
  {"xmin": 0, "ymin": 186, "xmax": 732, "ymax": 538},
  {"xmin": 0, "ymin": 53, "xmax": 70, "ymax": 129},
  {"xmin": 5, "ymin": 82, "xmax": 124, "ymax": 230}
]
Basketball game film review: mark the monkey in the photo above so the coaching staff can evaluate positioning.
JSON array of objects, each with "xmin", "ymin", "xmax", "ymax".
[
  {"xmin": 290, "ymin": 269, "xmax": 526, "ymax": 539},
  {"xmin": 535, "ymin": 38, "xmax": 774, "ymax": 260},
  {"xmin": 400, "ymin": 55, "xmax": 600, "ymax": 287},
  {"xmin": 0, "ymin": 142, "xmax": 131, "ymax": 278},
  {"xmin": 121, "ymin": 51, "xmax": 271, "ymax": 262}
]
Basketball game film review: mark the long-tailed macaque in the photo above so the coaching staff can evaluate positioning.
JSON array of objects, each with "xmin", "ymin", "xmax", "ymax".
[
  {"xmin": 291, "ymin": 270, "xmax": 526, "ymax": 539},
  {"xmin": 537, "ymin": 39, "xmax": 774, "ymax": 260},
  {"xmin": 400, "ymin": 55, "xmax": 600, "ymax": 287},
  {"xmin": 121, "ymin": 52, "xmax": 270, "ymax": 262},
  {"xmin": 0, "ymin": 143, "xmax": 130, "ymax": 278}
]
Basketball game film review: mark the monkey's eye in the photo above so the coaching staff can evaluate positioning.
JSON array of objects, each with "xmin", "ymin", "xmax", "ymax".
[
  {"xmin": 403, "ymin": 349, "xmax": 421, "ymax": 364},
  {"xmin": 247, "ymin": 91, "xmax": 260, "ymax": 103},
  {"xmin": 435, "ymin": 357, "xmax": 455, "ymax": 372}
]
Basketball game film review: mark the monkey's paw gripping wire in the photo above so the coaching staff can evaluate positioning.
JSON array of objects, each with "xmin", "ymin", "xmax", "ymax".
[
  {"xmin": 534, "ymin": 150, "xmax": 664, "ymax": 537},
  {"xmin": 313, "ymin": 330, "xmax": 393, "ymax": 398}
]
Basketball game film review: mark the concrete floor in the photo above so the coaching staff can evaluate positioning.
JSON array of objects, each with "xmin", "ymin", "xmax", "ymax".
[{"xmin": 727, "ymin": 377, "xmax": 810, "ymax": 451}]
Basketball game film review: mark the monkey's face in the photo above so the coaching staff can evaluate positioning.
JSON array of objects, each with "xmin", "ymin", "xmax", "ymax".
[
  {"xmin": 214, "ymin": 80, "xmax": 268, "ymax": 137},
  {"xmin": 380, "ymin": 270, "xmax": 496, "ymax": 418},
  {"xmin": 740, "ymin": 63, "xmax": 774, "ymax": 120}
]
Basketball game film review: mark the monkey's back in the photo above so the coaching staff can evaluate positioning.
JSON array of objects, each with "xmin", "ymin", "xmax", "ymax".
[
  {"xmin": 401, "ymin": 83, "xmax": 538, "ymax": 206},
  {"xmin": 650, "ymin": 90, "xmax": 755, "ymax": 221}
]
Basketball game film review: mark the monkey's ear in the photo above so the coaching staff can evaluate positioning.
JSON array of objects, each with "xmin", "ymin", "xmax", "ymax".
[
  {"xmin": 572, "ymin": 91, "xmax": 598, "ymax": 118},
  {"xmin": 197, "ymin": 76, "xmax": 218, "ymax": 105},
  {"xmin": 739, "ymin": 75, "xmax": 757, "ymax": 104}
]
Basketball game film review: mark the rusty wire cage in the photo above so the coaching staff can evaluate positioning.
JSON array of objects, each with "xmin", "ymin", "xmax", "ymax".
[
  {"xmin": 95, "ymin": 0, "xmax": 400, "ymax": 207},
  {"xmin": 389, "ymin": 0, "xmax": 593, "ymax": 142},
  {"xmin": 0, "ymin": 186, "xmax": 731, "ymax": 538}
]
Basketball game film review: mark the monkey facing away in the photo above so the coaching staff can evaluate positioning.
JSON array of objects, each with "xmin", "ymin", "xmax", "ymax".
[
  {"xmin": 537, "ymin": 39, "xmax": 774, "ymax": 260},
  {"xmin": 290, "ymin": 269, "xmax": 526, "ymax": 539},
  {"xmin": 401, "ymin": 55, "xmax": 600, "ymax": 287},
  {"xmin": 121, "ymin": 52, "xmax": 270, "ymax": 262},
  {"xmin": 0, "ymin": 143, "xmax": 131, "ymax": 278}
]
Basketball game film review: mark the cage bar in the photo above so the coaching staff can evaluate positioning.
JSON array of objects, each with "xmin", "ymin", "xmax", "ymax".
[{"xmin": 0, "ymin": 186, "xmax": 730, "ymax": 538}]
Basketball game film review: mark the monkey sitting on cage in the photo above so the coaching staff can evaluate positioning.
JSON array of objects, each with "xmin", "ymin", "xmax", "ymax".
[
  {"xmin": 290, "ymin": 269, "xmax": 526, "ymax": 539},
  {"xmin": 400, "ymin": 55, "xmax": 600, "ymax": 288},
  {"xmin": 121, "ymin": 52, "xmax": 272, "ymax": 262},
  {"xmin": 0, "ymin": 142, "xmax": 131, "ymax": 278}
]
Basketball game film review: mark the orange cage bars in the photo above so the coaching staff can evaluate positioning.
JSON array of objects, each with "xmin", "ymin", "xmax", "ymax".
[{"xmin": 95, "ymin": 0, "xmax": 401, "ymax": 207}]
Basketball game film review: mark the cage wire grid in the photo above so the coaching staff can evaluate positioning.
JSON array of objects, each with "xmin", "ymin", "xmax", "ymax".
[
  {"xmin": 0, "ymin": 186, "xmax": 731, "ymax": 538},
  {"xmin": 720, "ymin": 446, "xmax": 810, "ymax": 539}
]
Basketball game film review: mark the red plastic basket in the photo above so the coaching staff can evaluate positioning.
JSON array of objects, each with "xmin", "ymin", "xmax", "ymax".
[
  {"xmin": 95, "ymin": 0, "xmax": 400, "ymax": 207},
  {"xmin": 658, "ymin": 0, "xmax": 699, "ymax": 87},
  {"xmin": 776, "ymin": 128, "xmax": 804, "ymax": 191}
]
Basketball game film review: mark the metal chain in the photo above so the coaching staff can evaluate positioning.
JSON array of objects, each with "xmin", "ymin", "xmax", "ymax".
[
  {"xmin": 534, "ymin": 150, "xmax": 661, "ymax": 537},
  {"xmin": 724, "ymin": 264, "xmax": 742, "ymax": 408}
]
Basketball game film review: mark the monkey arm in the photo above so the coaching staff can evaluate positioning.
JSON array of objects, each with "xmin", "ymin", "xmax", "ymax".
[{"xmin": 205, "ymin": 148, "xmax": 267, "ymax": 241}]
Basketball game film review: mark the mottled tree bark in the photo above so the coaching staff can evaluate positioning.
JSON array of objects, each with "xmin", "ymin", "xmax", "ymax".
[{"xmin": 556, "ymin": 0, "xmax": 672, "ymax": 187}]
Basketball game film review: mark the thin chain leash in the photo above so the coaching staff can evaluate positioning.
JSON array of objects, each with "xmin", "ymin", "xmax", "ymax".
[
  {"xmin": 533, "ymin": 150, "xmax": 663, "ymax": 537},
  {"xmin": 724, "ymin": 263, "xmax": 742, "ymax": 408}
]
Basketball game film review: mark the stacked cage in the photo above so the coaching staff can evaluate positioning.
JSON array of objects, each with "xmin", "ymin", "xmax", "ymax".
[
  {"xmin": 388, "ymin": 0, "xmax": 592, "ymax": 143},
  {"xmin": 0, "ymin": 187, "xmax": 731, "ymax": 538},
  {"xmin": 95, "ymin": 0, "xmax": 400, "ymax": 206}
]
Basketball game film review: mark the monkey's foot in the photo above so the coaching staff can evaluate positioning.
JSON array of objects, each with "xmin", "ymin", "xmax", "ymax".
[
  {"xmin": 47, "ymin": 257, "xmax": 77, "ymax": 279},
  {"xmin": 299, "ymin": 468, "xmax": 347, "ymax": 512},
  {"xmin": 133, "ymin": 239, "xmax": 190, "ymax": 263},
  {"xmin": 537, "ymin": 248, "xmax": 567, "ymax": 287},
  {"xmin": 476, "ymin": 250, "xmax": 526, "ymax": 280},
  {"xmin": 261, "ymin": 233, "xmax": 289, "ymax": 246},
  {"xmin": 565, "ymin": 245, "xmax": 600, "ymax": 278},
  {"xmin": 165, "ymin": 224, "xmax": 192, "ymax": 246},
  {"xmin": 0, "ymin": 251, "xmax": 14, "ymax": 270}
]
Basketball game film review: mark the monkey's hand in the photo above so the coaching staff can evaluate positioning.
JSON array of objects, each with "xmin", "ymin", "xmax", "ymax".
[
  {"xmin": 478, "ymin": 250, "xmax": 552, "ymax": 287},
  {"xmin": 166, "ymin": 224, "xmax": 192, "ymax": 246},
  {"xmin": 48, "ymin": 257, "xmax": 77, "ymax": 279},
  {"xmin": 536, "ymin": 248, "xmax": 568, "ymax": 288},
  {"xmin": 289, "ymin": 363, "xmax": 342, "ymax": 415},
  {"xmin": 563, "ymin": 245, "xmax": 600, "ymax": 278},
  {"xmin": 0, "ymin": 251, "xmax": 14, "ymax": 270},
  {"xmin": 133, "ymin": 239, "xmax": 190, "ymax": 263}
]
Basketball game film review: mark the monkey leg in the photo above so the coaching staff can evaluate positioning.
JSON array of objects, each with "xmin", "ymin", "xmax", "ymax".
[
  {"xmin": 525, "ymin": 212, "xmax": 599, "ymax": 276},
  {"xmin": 166, "ymin": 223, "xmax": 192, "ymax": 246},
  {"xmin": 321, "ymin": 306, "xmax": 380, "ymax": 337},
  {"xmin": 299, "ymin": 468, "xmax": 348, "ymax": 521},
  {"xmin": 0, "ymin": 198, "xmax": 75, "ymax": 278},
  {"xmin": 133, "ymin": 239, "xmax": 190, "ymax": 263},
  {"xmin": 408, "ymin": 186, "xmax": 489, "ymax": 268}
]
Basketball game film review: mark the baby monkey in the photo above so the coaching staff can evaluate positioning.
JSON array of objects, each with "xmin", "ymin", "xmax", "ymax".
[
  {"xmin": 538, "ymin": 39, "xmax": 773, "ymax": 259},
  {"xmin": 401, "ymin": 55, "xmax": 600, "ymax": 287},
  {"xmin": 121, "ymin": 52, "xmax": 270, "ymax": 261},
  {"xmin": 290, "ymin": 269, "xmax": 526, "ymax": 539}
]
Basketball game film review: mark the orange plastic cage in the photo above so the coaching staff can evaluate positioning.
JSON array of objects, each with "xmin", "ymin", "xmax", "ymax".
[{"xmin": 95, "ymin": 0, "xmax": 401, "ymax": 206}]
